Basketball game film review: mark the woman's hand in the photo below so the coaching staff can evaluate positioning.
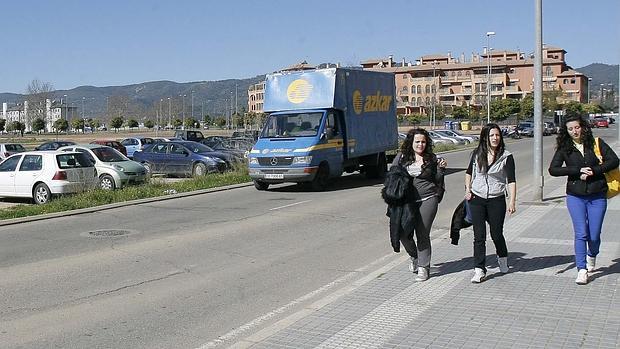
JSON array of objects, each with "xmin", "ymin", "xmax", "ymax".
[
  {"xmin": 580, "ymin": 167, "xmax": 593, "ymax": 176},
  {"xmin": 438, "ymin": 157, "xmax": 447, "ymax": 168},
  {"xmin": 464, "ymin": 191, "xmax": 472, "ymax": 201},
  {"xmin": 507, "ymin": 201, "xmax": 516, "ymax": 215}
]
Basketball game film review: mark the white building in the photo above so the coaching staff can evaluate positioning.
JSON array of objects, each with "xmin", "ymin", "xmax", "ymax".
[{"xmin": 1, "ymin": 100, "xmax": 77, "ymax": 132}]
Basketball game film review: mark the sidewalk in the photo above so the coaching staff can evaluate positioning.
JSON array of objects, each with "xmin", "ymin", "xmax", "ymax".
[{"xmin": 230, "ymin": 173, "xmax": 620, "ymax": 348}]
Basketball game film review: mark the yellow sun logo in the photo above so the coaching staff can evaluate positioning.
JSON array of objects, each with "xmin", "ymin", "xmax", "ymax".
[
  {"xmin": 352, "ymin": 90, "xmax": 363, "ymax": 115},
  {"xmin": 287, "ymin": 79, "xmax": 313, "ymax": 104}
]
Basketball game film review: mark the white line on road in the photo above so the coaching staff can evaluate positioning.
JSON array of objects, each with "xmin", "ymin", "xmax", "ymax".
[{"xmin": 269, "ymin": 200, "xmax": 312, "ymax": 211}]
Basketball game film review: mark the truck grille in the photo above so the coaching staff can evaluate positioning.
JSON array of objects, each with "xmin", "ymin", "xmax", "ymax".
[{"xmin": 257, "ymin": 156, "xmax": 294, "ymax": 166}]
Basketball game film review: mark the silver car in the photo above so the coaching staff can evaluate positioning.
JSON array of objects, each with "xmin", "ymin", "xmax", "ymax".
[
  {"xmin": 0, "ymin": 143, "xmax": 27, "ymax": 161},
  {"xmin": 428, "ymin": 130, "xmax": 466, "ymax": 145},
  {"xmin": 433, "ymin": 129, "xmax": 478, "ymax": 143},
  {"xmin": 59, "ymin": 144, "xmax": 147, "ymax": 190}
]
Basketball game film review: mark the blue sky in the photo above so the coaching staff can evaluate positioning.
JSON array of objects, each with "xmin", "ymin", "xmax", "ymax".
[{"xmin": 2, "ymin": 0, "xmax": 618, "ymax": 93}]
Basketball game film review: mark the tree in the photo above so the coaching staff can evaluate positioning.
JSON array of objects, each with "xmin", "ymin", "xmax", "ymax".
[
  {"xmin": 10, "ymin": 121, "xmax": 25, "ymax": 136},
  {"xmin": 0, "ymin": 118, "xmax": 6, "ymax": 133},
  {"xmin": 490, "ymin": 99, "xmax": 520, "ymax": 121},
  {"xmin": 54, "ymin": 119, "xmax": 69, "ymax": 132},
  {"xmin": 564, "ymin": 101, "xmax": 584, "ymax": 118},
  {"xmin": 582, "ymin": 103, "xmax": 603, "ymax": 115},
  {"xmin": 110, "ymin": 116, "xmax": 124, "ymax": 131},
  {"xmin": 32, "ymin": 117, "xmax": 46, "ymax": 133},
  {"xmin": 72, "ymin": 118, "xmax": 85, "ymax": 132},
  {"xmin": 91, "ymin": 118, "xmax": 101, "ymax": 130},
  {"xmin": 520, "ymin": 95, "xmax": 534, "ymax": 119},
  {"xmin": 214, "ymin": 116, "xmax": 226, "ymax": 128},
  {"xmin": 173, "ymin": 118, "xmax": 183, "ymax": 128},
  {"xmin": 184, "ymin": 117, "xmax": 199, "ymax": 129},
  {"xmin": 144, "ymin": 119, "xmax": 155, "ymax": 129},
  {"xmin": 25, "ymin": 79, "xmax": 54, "ymax": 128},
  {"xmin": 452, "ymin": 105, "xmax": 469, "ymax": 119},
  {"xmin": 127, "ymin": 119, "xmax": 139, "ymax": 129}
]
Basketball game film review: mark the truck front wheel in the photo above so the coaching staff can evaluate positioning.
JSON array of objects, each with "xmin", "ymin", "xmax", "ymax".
[
  {"xmin": 254, "ymin": 180, "xmax": 270, "ymax": 191},
  {"xmin": 311, "ymin": 163, "xmax": 330, "ymax": 191}
]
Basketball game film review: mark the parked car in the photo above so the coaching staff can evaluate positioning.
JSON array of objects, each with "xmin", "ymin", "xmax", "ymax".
[
  {"xmin": 428, "ymin": 130, "xmax": 465, "ymax": 145},
  {"xmin": 0, "ymin": 143, "xmax": 27, "ymax": 161},
  {"xmin": 59, "ymin": 144, "xmax": 147, "ymax": 190},
  {"xmin": 120, "ymin": 137, "xmax": 154, "ymax": 158},
  {"xmin": 0, "ymin": 151, "xmax": 97, "ymax": 204},
  {"xmin": 433, "ymin": 129, "xmax": 477, "ymax": 144},
  {"xmin": 198, "ymin": 139, "xmax": 245, "ymax": 159},
  {"xmin": 594, "ymin": 117, "xmax": 610, "ymax": 128},
  {"xmin": 232, "ymin": 130, "xmax": 261, "ymax": 141},
  {"xmin": 90, "ymin": 139, "xmax": 127, "ymax": 156},
  {"xmin": 34, "ymin": 140, "xmax": 77, "ymax": 151},
  {"xmin": 133, "ymin": 141, "xmax": 226, "ymax": 177},
  {"xmin": 543, "ymin": 121, "xmax": 558, "ymax": 135},
  {"xmin": 174, "ymin": 129, "xmax": 205, "ymax": 142},
  {"xmin": 516, "ymin": 122, "xmax": 534, "ymax": 137}
]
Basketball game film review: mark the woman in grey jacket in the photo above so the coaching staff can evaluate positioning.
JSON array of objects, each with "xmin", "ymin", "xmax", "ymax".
[{"xmin": 465, "ymin": 123, "xmax": 516, "ymax": 283}]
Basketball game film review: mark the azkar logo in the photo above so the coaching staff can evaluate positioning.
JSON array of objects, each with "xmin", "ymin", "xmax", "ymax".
[
  {"xmin": 287, "ymin": 79, "xmax": 313, "ymax": 104},
  {"xmin": 352, "ymin": 90, "xmax": 393, "ymax": 115}
]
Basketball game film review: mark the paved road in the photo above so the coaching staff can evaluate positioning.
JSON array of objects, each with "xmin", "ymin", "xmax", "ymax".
[{"xmin": 0, "ymin": 126, "xmax": 617, "ymax": 348}]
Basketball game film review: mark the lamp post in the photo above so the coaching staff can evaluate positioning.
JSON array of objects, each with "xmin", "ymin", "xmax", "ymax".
[
  {"xmin": 81, "ymin": 97, "xmax": 86, "ymax": 133},
  {"xmin": 486, "ymin": 31, "xmax": 495, "ymax": 124},
  {"xmin": 167, "ymin": 97, "xmax": 171, "ymax": 128},
  {"xmin": 180, "ymin": 94, "xmax": 186, "ymax": 129},
  {"xmin": 432, "ymin": 61, "xmax": 437, "ymax": 129},
  {"xmin": 191, "ymin": 91, "xmax": 195, "ymax": 124}
]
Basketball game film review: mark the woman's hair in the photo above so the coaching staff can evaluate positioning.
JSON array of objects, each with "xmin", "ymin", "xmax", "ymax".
[
  {"xmin": 472, "ymin": 123, "xmax": 505, "ymax": 172},
  {"xmin": 400, "ymin": 128, "xmax": 434, "ymax": 165},
  {"xmin": 555, "ymin": 115, "xmax": 594, "ymax": 152}
]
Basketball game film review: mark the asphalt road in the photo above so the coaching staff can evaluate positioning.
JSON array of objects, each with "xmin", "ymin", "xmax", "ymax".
[{"xmin": 0, "ymin": 126, "xmax": 617, "ymax": 348}]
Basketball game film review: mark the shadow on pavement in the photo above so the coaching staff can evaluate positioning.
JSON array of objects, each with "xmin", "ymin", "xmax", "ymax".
[
  {"xmin": 590, "ymin": 258, "xmax": 620, "ymax": 281},
  {"xmin": 266, "ymin": 174, "xmax": 384, "ymax": 193}
]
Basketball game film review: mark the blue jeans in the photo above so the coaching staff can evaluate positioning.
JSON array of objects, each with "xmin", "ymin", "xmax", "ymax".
[{"xmin": 566, "ymin": 192, "xmax": 607, "ymax": 270}]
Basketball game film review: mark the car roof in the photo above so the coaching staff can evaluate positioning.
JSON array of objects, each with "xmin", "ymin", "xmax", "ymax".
[{"xmin": 62, "ymin": 144, "xmax": 109, "ymax": 150}]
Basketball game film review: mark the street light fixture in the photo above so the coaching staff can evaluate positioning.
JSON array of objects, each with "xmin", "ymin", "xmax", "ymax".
[
  {"xmin": 587, "ymin": 77, "xmax": 592, "ymax": 104},
  {"xmin": 486, "ymin": 31, "xmax": 496, "ymax": 124}
]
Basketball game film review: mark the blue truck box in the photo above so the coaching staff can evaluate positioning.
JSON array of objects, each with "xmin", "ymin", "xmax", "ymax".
[{"xmin": 248, "ymin": 68, "xmax": 397, "ymax": 191}]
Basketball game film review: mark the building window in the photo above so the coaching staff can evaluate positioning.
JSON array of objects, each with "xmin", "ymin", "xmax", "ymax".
[
  {"xmin": 466, "ymin": 71, "xmax": 471, "ymax": 76},
  {"xmin": 457, "ymin": 71, "xmax": 462, "ymax": 77},
  {"xmin": 571, "ymin": 78, "xmax": 576, "ymax": 84},
  {"xmin": 563, "ymin": 79, "xmax": 568, "ymax": 84},
  {"xmin": 431, "ymin": 85, "xmax": 436, "ymax": 93},
  {"xmin": 417, "ymin": 97, "xmax": 422, "ymax": 105},
  {"xmin": 402, "ymin": 74, "xmax": 408, "ymax": 79},
  {"xmin": 425, "ymin": 97, "xmax": 430, "ymax": 105},
  {"xmin": 417, "ymin": 85, "xmax": 422, "ymax": 94},
  {"xmin": 545, "ymin": 66, "xmax": 552, "ymax": 76},
  {"xmin": 425, "ymin": 85, "xmax": 431, "ymax": 94},
  {"xmin": 411, "ymin": 86, "xmax": 415, "ymax": 94}
]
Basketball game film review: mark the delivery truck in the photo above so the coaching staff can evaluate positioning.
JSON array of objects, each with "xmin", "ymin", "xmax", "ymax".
[{"xmin": 248, "ymin": 68, "xmax": 398, "ymax": 191}]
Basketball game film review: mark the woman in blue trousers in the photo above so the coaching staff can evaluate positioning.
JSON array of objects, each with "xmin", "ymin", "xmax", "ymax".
[{"xmin": 549, "ymin": 115, "xmax": 619, "ymax": 285}]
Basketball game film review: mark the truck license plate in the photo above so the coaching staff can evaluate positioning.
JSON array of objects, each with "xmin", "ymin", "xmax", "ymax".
[{"xmin": 265, "ymin": 173, "xmax": 284, "ymax": 179}]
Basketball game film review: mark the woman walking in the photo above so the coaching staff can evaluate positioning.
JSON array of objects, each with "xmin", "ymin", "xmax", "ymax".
[
  {"xmin": 392, "ymin": 128, "xmax": 446, "ymax": 282},
  {"xmin": 548, "ymin": 115, "xmax": 618, "ymax": 285},
  {"xmin": 465, "ymin": 123, "xmax": 516, "ymax": 283}
]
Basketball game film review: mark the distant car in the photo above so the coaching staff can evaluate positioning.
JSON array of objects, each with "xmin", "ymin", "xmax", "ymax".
[
  {"xmin": 59, "ymin": 144, "xmax": 147, "ymax": 190},
  {"xmin": 516, "ymin": 122, "xmax": 534, "ymax": 137},
  {"xmin": 90, "ymin": 140, "xmax": 127, "ymax": 156},
  {"xmin": 594, "ymin": 117, "xmax": 609, "ymax": 128},
  {"xmin": 174, "ymin": 130, "xmax": 205, "ymax": 142},
  {"xmin": 0, "ymin": 151, "xmax": 97, "ymax": 204},
  {"xmin": 433, "ymin": 129, "xmax": 476, "ymax": 144},
  {"xmin": 543, "ymin": 121, "xmax": 558, "ymax": 135},
  {"xmin": 34, "ymin": 140, "xmax": 77, "ymax": 151},
  {"xmin": 133, "ymin": 141, "xmax": 226, "ymax": 177},
  {"xmin": 120, "ymin": 137, "xmax": 154, "ymax": 158},
  {"xmin": 428, "ymin": 130, "xmax": 465, "ymax": 145},
  {"xmin": 0, "ymin": 143, "xmax": 27, "ymax": 161}
]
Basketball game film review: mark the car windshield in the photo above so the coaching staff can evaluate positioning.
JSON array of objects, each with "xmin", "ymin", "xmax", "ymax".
[
  {"xmin": 519, "ymin": 122, "xmax": 533, "ymax": 128},
  {"xmin": 92, "ymin": 147, "xmax": 127, "ymax": 162},
  {"xmin": 57, "ymin": 153, "xmax": 94, "ymax": 168},
  {"xmin": 6, "ymin": 144, "xmax": 26, "ymax": 151},
  {"xmin": 183, "ymin": 142, "xmax": 214, "ymax": 153},
  {"xmin": 261, "ymin": 112, "xmax": 323, "ymax": 138}
]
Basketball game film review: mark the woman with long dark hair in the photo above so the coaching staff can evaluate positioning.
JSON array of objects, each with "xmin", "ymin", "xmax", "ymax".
[
  {"xmin": 465, "ymin": 123, "xmax": 516, "ymax": 283},
  {"xmin": 392, "ymin": 128, "xmax": 446, "ymax": 281},
  {"xmin": 549, "ymin": 115, "xmax": 618, "ymax": 285}
]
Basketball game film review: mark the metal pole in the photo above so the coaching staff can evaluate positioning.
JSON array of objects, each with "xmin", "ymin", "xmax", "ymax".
[
  {"xmin": 181, "ymin": 94, "xmax": 186, "ymax": 130},
  {"xmin": 587, "ymin": 78, "xmax": 591, "ymax": 104},
  {"xmin": 533, "ymin": 0, "xmax": 544, "ymax": 201},
  {"xmin": 618, "ymin": 65, "xmax": 620, "ymax": 145},
  {"xmin": 191, "ymin": 91, "xmax": 194, "ymax": 123},
  {"xmin": 167, "ymin": 97, "xmax": 171, "ymax": 128},
  {"xmin": 432, "ymin": 62, "xmax": 436, "ymax": 129}
]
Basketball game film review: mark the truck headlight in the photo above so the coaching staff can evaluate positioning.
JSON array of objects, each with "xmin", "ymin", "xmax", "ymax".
[
  {"xmin": 249, "ymin": 157, "xmax": 258, "ymax": 165},
  {"xmin": 293, "ymin": 156, "xmax": 312, "ymax": 165}
]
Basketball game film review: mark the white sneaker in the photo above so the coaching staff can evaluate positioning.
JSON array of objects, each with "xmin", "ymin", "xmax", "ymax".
[
  {"xmin": 408, "ymin": 257, "xmax": 418, "ymax": 273},
  {"xmin": 575, "ymin": 269, "xmax": 588, "ymax": 285},
  {"xmin": 498, "ymin": 256, "xmax": 509, "ymax": 274},
  {"xmin": 586, "ymin": 256, "xmax": 596, "ymax": 272},
  {"xmin": 471, "ymin": 268, "xmax": 486, "ymax": 283},
  {"xmin": 415, "ymin": 267, "xmax": 429, "ymax": 282}
]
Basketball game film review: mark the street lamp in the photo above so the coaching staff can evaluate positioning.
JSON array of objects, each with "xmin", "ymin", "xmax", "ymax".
[
  {"xmin": 180, "ymin": 94, "xmax": 186, "ymax": 129},
  {"xmin": 191, "ymin": 90, "xmax": 194, "ymax": 122},
  {"xmin": 432, "ymin": 61, "xmax": 437, "ymax": 129},
  {"xmin": 167, "ymin": 97, "xmax": 171, "ymax": 128},
  {"xmin": 587, "ymin": 78, "xmax": 592, "ymax": 104},
  {"xmin": 486, "ymin": 31, "xmax": 496, "ymax": 124}
]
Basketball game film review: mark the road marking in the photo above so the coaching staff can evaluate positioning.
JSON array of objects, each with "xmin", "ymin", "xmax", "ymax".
[
  {"xmin": 196, "ymin": 252, "xmax": 403, "ymax": 349},
  {"xmin": 269, "ymin": 200, "xmax": 311, "ymax": 211}
]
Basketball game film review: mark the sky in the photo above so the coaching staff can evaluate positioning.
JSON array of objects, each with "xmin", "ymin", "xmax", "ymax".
[{"xmin": 2, "ymin": 0, "xmax": 618, "ymax": 94}]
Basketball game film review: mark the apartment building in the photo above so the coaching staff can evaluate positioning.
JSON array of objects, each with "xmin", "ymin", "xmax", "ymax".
[
  {"xmin": 362, "ymin": 44, "xmax": 587, "ymax": 115},
  {"xmin": 2, "ymin": 100, "xmax": 77, "ymax": 132}
]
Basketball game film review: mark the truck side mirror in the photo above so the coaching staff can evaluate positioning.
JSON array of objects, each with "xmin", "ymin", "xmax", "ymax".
[{"xmin": 323, "ymin": 127, "xmax": 333, "ymax": 140}]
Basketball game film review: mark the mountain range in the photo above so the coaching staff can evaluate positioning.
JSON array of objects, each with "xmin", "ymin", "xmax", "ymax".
[{"xmin": 1, "ymin": 63, "xmax": 617, "ymax": 121}]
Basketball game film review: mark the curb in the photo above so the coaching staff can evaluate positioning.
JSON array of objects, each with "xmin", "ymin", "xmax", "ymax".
[{"xmin": 0, "ymin": 182, "xmax": 254, "ymax": 227}]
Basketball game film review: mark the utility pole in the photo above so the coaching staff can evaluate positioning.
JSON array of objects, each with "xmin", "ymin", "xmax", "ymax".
[
  {"xmin": 167, "ymin": 97, "xmax": 171, "ymax": 128},
  {"xmin": 486, "ymin": 31, "xmax": 495, "ymax": 124},
  {"xmin": 191, "ymin": 90, "xmax": 194, "ymax": 123},
  {"xmin": 533, "ymin": 0, "xmax": 544, "ymax": 201}
]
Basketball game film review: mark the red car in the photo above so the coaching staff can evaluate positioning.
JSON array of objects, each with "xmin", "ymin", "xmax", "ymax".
[
  {"xmin": 594, "ymin": 118, "xmax": 609, "ymax": 128},
  {"xmin": 90, "ymin": 140, "xmax": 127, "ymax": 156}
]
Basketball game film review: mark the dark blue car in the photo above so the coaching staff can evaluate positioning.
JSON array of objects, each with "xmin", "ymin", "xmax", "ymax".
[{"xmin": 133, "ymin": 141, "xmax": 226, "ymax": 177}]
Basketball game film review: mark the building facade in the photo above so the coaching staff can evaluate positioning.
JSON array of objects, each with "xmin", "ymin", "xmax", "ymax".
[
  {"xmin": 2, "ymin": 100, "xmax": 77, "ymax": 132},
  {"xmin": 362, "ymin": 45, "xmax": 588, "ymax": 115}
]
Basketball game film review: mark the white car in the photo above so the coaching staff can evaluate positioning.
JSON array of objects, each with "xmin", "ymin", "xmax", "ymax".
[
  {"xmin": 0, "ymin": 151, "xmax": 97, "ymax": 204},
  {"xmin": 428, "ymin": 130, "xmax": 465, "ymax": 145},
  {"xmin": 59, "ymin": 144, "xmax": 147, "ymax": 190},
  {"xmin": 433, "ymin": 129, "xmax": 475, "ymax": 144}
]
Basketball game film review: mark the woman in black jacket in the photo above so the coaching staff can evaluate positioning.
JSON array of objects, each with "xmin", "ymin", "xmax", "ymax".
[
  {"xmin": 549, "ymin": 115, "xmax": 619, "ymax": 285},
  {"xmin": 391, "ymin": 128, "xmax": 446, "ymax": 282}
]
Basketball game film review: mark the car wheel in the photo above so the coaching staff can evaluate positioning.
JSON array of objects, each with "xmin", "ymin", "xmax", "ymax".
[
  {"xmin": 99, "ymin": 174, "xmax": 116, "ymax": 190},
  {"xmin": 254, "ymin": 180, "xmax": 269, "ymax": 191},
  {"xmin": 311, "ymin": 163, "xmax": 330, "ymax": 191},
  {"xmin": 142, "ymin": 162, "xmax": 153, "ymax": 175},
  {"xmin": 33, "ymin": 183, "xmax": 51, "ymax": 205},
  {"xmin": 193, "ymin": 162, "xmax": 207, "ymax": 177}
]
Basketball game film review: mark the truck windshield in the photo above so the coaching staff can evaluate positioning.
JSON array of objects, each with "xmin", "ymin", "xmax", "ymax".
[{"xmin": 261, "ymin": 112, "xmax": 323, "ymax": 138}]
